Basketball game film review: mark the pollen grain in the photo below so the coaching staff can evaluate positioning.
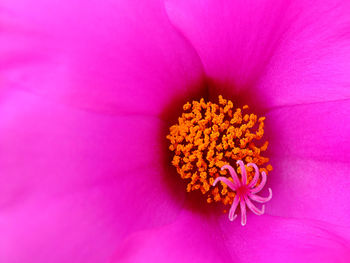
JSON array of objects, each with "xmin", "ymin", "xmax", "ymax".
[{"xmin": 166, "ymin": 96, "xmax": 272, "ymax": 206}]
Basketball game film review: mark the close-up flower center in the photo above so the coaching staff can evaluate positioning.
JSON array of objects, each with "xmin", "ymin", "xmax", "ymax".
[{"xmin": 166, "ymin": 95, "xmax": 273, "ymax": 224}]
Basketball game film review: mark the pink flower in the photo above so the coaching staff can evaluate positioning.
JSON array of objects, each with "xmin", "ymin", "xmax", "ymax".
[{"xmin": 1, "ymin": 0, "xmax": 350, "ymax": 263}]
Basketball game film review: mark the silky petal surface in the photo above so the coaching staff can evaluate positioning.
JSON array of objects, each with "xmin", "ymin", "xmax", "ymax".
[
  {"xmin": 113, "ymin": 211, "xmax": 350, "ymax": 263},
  {"xmin": 268, "ymin": 100, "xmax": 350, "ymax": 162},
  {"xmin": 0, "ymin": 0, "xmax": 204, "ymax": 115},
  {"xmin": 0, "ymin": 90, "xmax": 184, "ymax": 262},
  {"xmin": 219, "ymin": 215, "xmax": 350, "ymax": 263},
  {"xmin": 267, "ymin": 158, "xmax": 350, "ymax": 228},
  {"xmin": 112, "ymin": 211, "xmax": 232, "ymax": 263},
  {"xmin": 0, "ymin": 0, "xmax": 202, "ymax": 260},
  {"xmin": 165, "ymin": 0, "xmax": 350, "ymax": 107},
  {"xmin": 265, "ymin": 100, "xmax": 350, "ymax": 226}
]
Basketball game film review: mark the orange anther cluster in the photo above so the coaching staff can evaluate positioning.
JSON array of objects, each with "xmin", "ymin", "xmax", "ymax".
[{"xmin": 166, "ymin": 96, "xmax": 272, "ymax": 206}]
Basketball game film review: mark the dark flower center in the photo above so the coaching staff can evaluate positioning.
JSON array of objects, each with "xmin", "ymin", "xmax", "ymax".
[{"xmin": 166, "ymin": 95, "xmax": 272, "ymax": 208}]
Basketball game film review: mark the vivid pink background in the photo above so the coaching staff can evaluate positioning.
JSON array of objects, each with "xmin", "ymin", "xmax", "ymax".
[{"xmin": 1, "ymin": 0, "xmax": 350, "ymax": 262}]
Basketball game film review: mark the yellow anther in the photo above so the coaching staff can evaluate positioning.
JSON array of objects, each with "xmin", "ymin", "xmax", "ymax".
[{"xmin": 166, "ymin": 96, "xmax": 272, "ymax": 205}]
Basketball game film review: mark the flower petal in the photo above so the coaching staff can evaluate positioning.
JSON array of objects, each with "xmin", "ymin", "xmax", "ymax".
[
  {"xmin": 165, "ymin": 0, "xmax": 350, "ymax": 106},
  {"xmin": 111, "ymin": 211, "xmax": 232, "ymax": 263},
  {"xmin": 165, "ymin": 0, "xmax": 289, "ymax": 92},
  {"xmin": 267, "ymin": 158, "xmax": 350, "ymax": 228},
  {"xmin": 113, "ymin": 212, "xmax": 350, "ymax": 263},
  {"xmin": 268, "ymin": 99, "xmax": 350, "ymax": 162},
  {"xmin": 0, "ymin": 90, "xmax": 184, "ymax": 262},
  {"xmin": 0, "ymin": 0, "xmax": 204, "ymax": 115},
  {"xmin": 219, "ymin": 215, "xmax": 350, "ymax": 263},
  {"xmin": 266, "ymin": 100, "xmax": 350, "ymax": 227},
  {"xmin": 256, "ymin": 0, "xmax": 350, "ymax": 108}
]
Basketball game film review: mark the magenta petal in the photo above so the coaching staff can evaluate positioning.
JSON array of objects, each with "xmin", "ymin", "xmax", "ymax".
[
  {"xmin": 111, "ymin": 211, "xmax": 232, "ymax": 263},
  {"xmin": 113, "ymin": 213, "xmax": 350, "ymax": 263},
  {"xmin": 268, "ymin": 100, "xmax": 350, "ymax": 162},
  {"xmin": 219, "ymin": 215, "xmax": 350, "ymax": 263},
  {"xmin": 165, "ymin": 0, "xmax": 290, "ymax": 91},
  {"xmin": 256, "ymin": 1, "xmax": 350, "ymax": 107},
  {"xmin": 1, "ymin": 0, "xmax": 204, "ymax": 115},
  {"xmin": 267, "ymin": 100, "xmax": 350, "ymax": 227},
  {"xmin": 0, "ymin": 91, "xmax": 183, "ymax": 262},
  {"xmin": 267, "ymin": 158, "xmax": 350, "ymax": 228},
  {"xmin": 165, "ymin": 0, "xmax": 350, "ymax": 106}
]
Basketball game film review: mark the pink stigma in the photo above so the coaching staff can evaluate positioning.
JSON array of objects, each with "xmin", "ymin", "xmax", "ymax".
[{"xmin": 213, "ymin": 160, "xmax": 272, "ymax": 225}]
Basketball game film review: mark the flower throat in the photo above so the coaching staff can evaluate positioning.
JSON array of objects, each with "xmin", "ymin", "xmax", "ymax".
[{"xmin": 166, "ymin": 96, "xmax": 273, "ymax": 224}]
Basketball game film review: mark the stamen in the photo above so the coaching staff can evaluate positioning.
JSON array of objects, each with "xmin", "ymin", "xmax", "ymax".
[
  {"xmin": 247, "ymin": 163, "xmax": 260, "ymax": 187},
  {"xmin": 245, "ymin": 198, "xmax": 265, "ymax": 215},
  {"xmin": 221, "ymin": 165, "xmax": 240, "ymax": 187},
  {"xmin": 249, "ymin": 189, "xmax": 273, "ymax": 203},
  {"xmin": 251, "ymin": 171, "xmax": 267, "ymax": 194},
  {"xmin": 213, "ymin": 177, "xmax": 236, "ymax": 191},
  {"xmin": 240, "ymin": 199, "xmax": 247, "ymax": 226},
  {"xmin": 229, "ymin": 196, "xmax": 240, "ymax": 221},
  {"xmin": 167, "ymin": 96, "xmax": 273, "ymax": 224},
  {"xmin": 215, "ymin": 161, "xmax": 272, "ymax": 225},
  {"xmin": 236, "ymin": 160, "xmax": 247, "ymax": 185}
]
